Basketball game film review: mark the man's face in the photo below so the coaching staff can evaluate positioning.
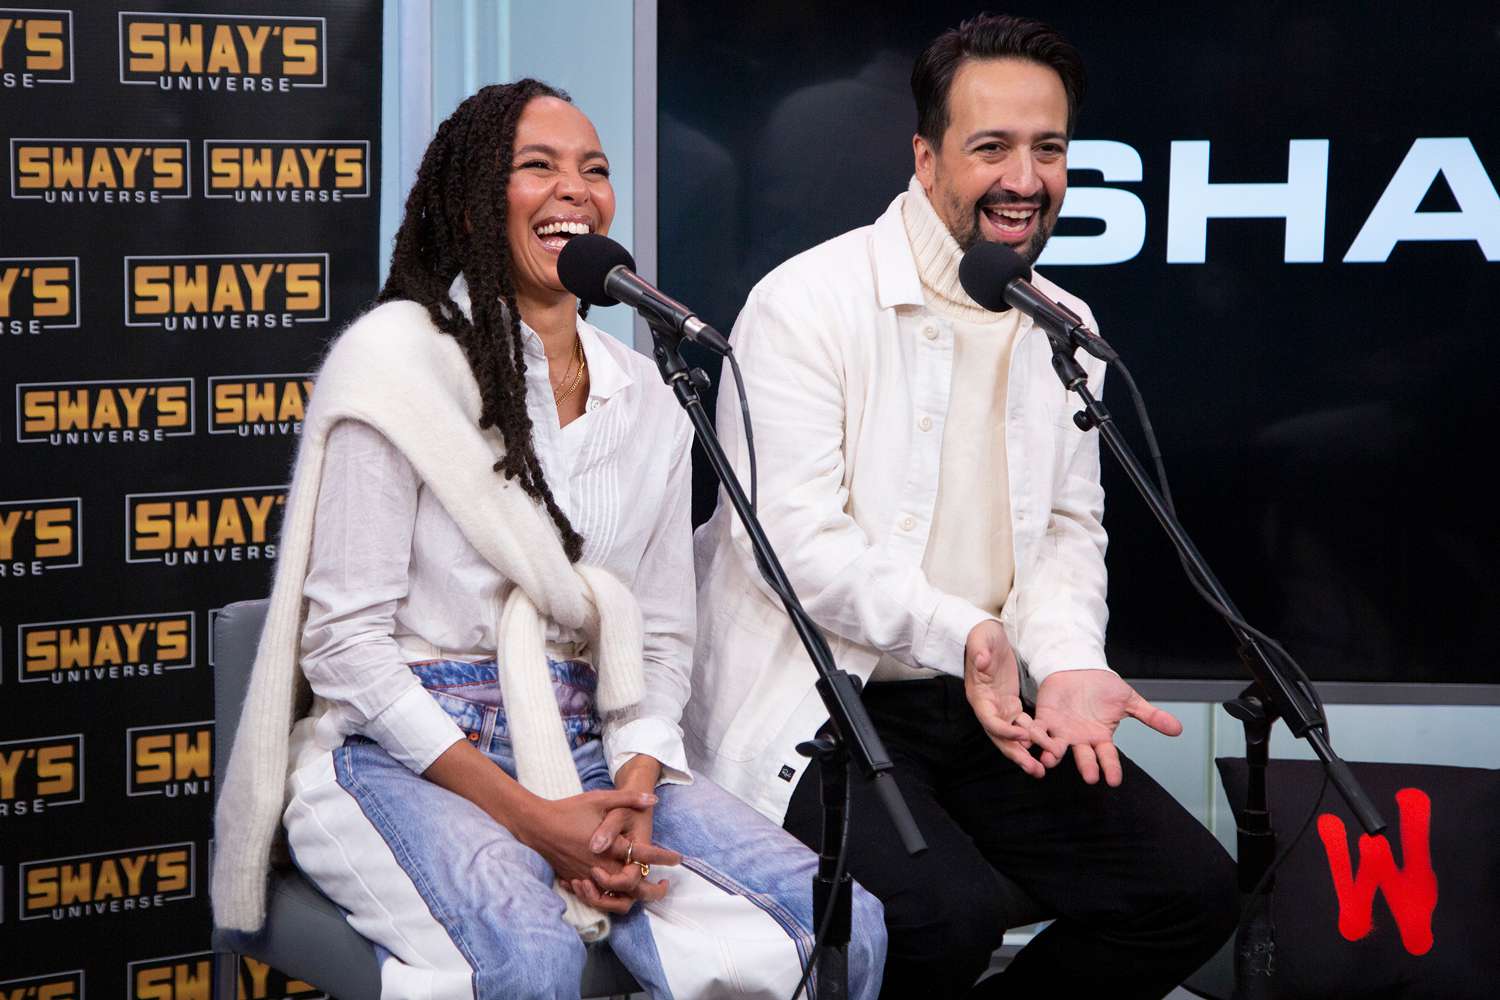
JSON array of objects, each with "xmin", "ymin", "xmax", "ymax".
[{"xmin": 914, "ymin": 57, "xmax": 1069, "ymax": 263}]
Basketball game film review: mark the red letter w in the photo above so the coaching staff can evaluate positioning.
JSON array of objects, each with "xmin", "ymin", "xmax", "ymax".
[{"xmin": 1316, "ymin": 787, "xmax": 1438, "ymax": 956}]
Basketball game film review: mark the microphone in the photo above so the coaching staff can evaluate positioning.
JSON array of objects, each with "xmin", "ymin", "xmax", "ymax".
[
  {"xmin": 957, "ymin": 242, "xmax": 1118, "ymax": 363},
  {"xmin": 557, "ymin": 234, "xmax": 731, "ymax": 355}
]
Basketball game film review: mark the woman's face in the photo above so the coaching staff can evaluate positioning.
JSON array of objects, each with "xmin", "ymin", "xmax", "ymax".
[{"xmin": 505, "ymin": 96, "xmax": 615, "ymax": 301}]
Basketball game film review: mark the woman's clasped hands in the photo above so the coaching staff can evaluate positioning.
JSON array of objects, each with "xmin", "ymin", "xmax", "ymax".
[{"xmin": 515, "ymin": 754, "xmax": 680, "ymax": 914}]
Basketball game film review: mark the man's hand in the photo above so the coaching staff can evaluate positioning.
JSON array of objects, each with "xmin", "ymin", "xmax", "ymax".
[
  {"xmin": 1032, "ymin": 669, "xmax": 1182, "ymax": 786},
  {"xmin": 963, "ymin": 620, "xmax": 1046, "ymax": 778}
]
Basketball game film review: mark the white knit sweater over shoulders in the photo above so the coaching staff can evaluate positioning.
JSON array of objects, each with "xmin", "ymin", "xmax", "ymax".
[{"xmin": 211, "ymin": 300, "xmax": 645, "ymax": 939}]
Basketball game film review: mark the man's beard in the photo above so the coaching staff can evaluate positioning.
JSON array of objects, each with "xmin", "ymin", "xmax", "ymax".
[{"xmin": 945, "ymin": 188, "xmax": 1056, "ymax": 265}]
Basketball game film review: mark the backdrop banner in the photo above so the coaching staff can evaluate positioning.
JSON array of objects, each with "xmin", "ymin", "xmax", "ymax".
[{"xmin": 0, "ymin": 2, "xmax": 381, "ymax": 994}]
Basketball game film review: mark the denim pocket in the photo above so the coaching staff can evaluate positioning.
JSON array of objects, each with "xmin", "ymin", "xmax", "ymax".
[
  {"xmin": 406, "ymin": 656, "xmax": 601, "ymax": 752},
  {"xmin": 408, "ymin": 659, "xmax": 501, "ymax": 740},
  {"xmin": 408, "ymin": 658, "xmax": 500, "ymax": 693},
  {"xmin": 425, "ymin": 688, "xmax": 487, "ymax": 736}
]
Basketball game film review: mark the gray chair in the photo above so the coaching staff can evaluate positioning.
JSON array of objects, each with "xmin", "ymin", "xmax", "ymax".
[{"xmin": 210, "ymin": 598, "xmax": 641, "ymax": 999}]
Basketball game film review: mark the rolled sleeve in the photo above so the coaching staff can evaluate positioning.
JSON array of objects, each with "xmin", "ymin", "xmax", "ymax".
[
  {"xmin": 301, "ymin": 419, "xmax": 461, "ymax": 775},
  {"xmin": 607, "ymin": 407, "xmax": 696, "ymax": 786},
  {"xmin": 603, "ymin": 714, "xmax": 692, "ymax": 786},
  {"xmin": 363, "ymin": 684, "xmax": 467, "ymax": 774}
]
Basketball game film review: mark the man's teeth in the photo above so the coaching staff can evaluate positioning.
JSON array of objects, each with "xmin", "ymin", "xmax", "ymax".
[
  {"xmin": 991, "ymin": 207, "xmax": 1035, "ymax": 220},
  {"xmin": 534, "ymin": 221, "xmax": 591, "ymax": 236}
]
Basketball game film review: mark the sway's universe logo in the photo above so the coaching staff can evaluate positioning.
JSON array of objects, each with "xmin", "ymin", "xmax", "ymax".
[
  {"xmin": 20, "ymin": 842, "xmax": 194, "ymax": 920},
  {"xmin": 0, "ymin": 970, "xmax": 84, "ymax": 1000},
  {"xmin": 126, "ymin": 721, "xmax": 211, "ymax": 799},
  {"xmin": 9, "ymin": 139, "xmax": 189, "ymax": 203},
  {"xmin": 209, "ymin": 374, "xmax": 311, "ymax": 437},
  {"xmin": 16, "ymin": 378, "xmax": 194, "ymax": 446},
  {"xmin": 0, "ymin": 8, "xmax": 72, "ymax": 88},
  {"xmin": 204, "ymin": 140, "xmax": 368, "ymax": 202},
  {"xmin": 127, "ymin": 953, "xmax": 210, "ymax": 1000},
  {"xmin": 0, "ymin": 497, "xmax": 80, "ymax": 578},
  {"xmin": 0, "ymin": 734, "xmax": 82, "ymax": 819},
  {"xmin": 234, "ymin": 959, "xmax": 326, "ymax": 1000},
  {"xmin": 0, "ymin": 256, "xmax": 78, "ymax": 335},
  {"xmin": 126, "ymin": 486, "xmax": 285, "ymax": 566},
  {"xmin": 125, "ymin": 253, "xmax": 328, "ymax": 330},
  {"xmin": 17, "ymin": 611, "xmax": 195, "ymax": 684},
  {"xmin": 119, "ymin": 12, "xmax": 324, "ymax": 92}
]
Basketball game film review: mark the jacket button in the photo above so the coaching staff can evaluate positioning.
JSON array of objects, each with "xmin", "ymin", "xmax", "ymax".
[
  {"xmin": 918, "ymin": 415, "xmax": 933, "ymax": 432},
  {"xmin": 922, "ymin": 325, "xmax": 938, "ymax": 341},
  {"xmin": 900, "ymin": 515, "xmax": 916, "ymax": 531}
]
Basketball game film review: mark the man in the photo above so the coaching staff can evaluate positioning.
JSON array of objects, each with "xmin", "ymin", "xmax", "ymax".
[{"xmin": 684, "ymin": 14, "xmax": 1237, "ymax": 999}]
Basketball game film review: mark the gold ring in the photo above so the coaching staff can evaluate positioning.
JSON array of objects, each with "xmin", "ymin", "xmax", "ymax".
[{"xmin": 634, "ymin": 861, "xmax": 651, "ymax": 879}]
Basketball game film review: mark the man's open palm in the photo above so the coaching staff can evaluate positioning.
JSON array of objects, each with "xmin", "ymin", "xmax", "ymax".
[{"xmin": 1033, "ymin": 670, "xmax": 1182, "ymax": 786}]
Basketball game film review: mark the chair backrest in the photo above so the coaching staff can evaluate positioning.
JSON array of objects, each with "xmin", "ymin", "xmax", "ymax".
[{"xmin": 212, "ymin": 598, "xmax": 271, "ymax": 800}]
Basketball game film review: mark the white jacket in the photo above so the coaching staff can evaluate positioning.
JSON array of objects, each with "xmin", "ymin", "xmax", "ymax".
[{"xmin": 684, "ymin": 193, "xmax": 1112, "ymax": 825}]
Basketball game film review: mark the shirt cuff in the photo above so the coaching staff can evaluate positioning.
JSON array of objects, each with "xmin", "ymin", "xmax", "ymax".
[
  {"xmin": 917, "ymin": 594, "xmax": 997, "ymax": 678},
  {"xmin": 362, "ymin": 684, "xmax": 467, "ymax": 775},
  {"xmin": 603, "ymin": 717, "xmax": 693, "ymax": 786},
  {"xmin": 1020, "ymin": 642, "xmax": 1113, "ymax": 691}
]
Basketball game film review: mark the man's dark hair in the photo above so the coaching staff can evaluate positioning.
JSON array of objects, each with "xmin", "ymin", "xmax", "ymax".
[
  {"xmin": 912, "ymin": 13, "xmax": 1087, "ymax": 144},
  {"xmin": 380, "ymin": 79, "xmax": 585, "ymax": 562}
]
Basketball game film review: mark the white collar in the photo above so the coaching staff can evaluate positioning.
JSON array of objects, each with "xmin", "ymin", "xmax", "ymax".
[{"xmin": 446, "ymin": 273, "xmax": 634, "ymax": 401}]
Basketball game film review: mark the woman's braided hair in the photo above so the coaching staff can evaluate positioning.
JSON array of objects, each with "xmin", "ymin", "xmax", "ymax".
[{"xmin": 379, "ymin": 79, "xmax": 585, "ymax": 561}]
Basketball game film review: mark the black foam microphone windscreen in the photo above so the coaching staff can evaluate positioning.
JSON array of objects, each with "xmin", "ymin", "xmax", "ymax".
[
  {"xmin": 556, "ymin": 233, "xmax": 635, "ymax": 307},
  {"xmin": 957, "ymin": 241, "xmax": 1032, "ymax": 313}
]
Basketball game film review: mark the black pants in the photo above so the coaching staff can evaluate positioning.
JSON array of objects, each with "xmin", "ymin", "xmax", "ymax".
[{"xmin": 783, "ymin": 677, "xmax": 1237, "ymax": 1000}]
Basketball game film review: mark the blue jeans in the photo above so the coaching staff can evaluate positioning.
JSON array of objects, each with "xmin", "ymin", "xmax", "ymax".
[{"xmin": 284, "ymin": 658, "xmax": 886, "ymax": 999}]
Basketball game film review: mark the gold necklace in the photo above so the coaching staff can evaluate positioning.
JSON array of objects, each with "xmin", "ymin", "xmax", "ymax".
[{"xmin": 553, "ymin": 337, "xmax": 587, "ymax": 404}]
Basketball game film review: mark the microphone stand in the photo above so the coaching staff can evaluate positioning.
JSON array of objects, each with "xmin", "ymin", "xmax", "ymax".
[
  {"xmin": 644, "ymin": 323, "xmax": 927, "ymax": 1000},
  {"xmin": 1040, "ymin": 333, "xmax": 1385, "ymax": 1000}
]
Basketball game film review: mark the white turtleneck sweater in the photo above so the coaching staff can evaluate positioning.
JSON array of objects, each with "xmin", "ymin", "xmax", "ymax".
[{"xmin": 871, "ymin": 178, "xmax": 1021, "ymax": 682}]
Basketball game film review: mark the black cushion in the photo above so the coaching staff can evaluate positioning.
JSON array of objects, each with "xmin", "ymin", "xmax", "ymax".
[{"xmin": 1216, "ymin": 757, "xmax": 1500, "ymax": 999}]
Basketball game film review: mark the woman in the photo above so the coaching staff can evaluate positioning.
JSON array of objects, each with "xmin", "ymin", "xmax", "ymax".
[{"xmin": 211, "ymin": 80, "xmax": 885, "ymax": 999}]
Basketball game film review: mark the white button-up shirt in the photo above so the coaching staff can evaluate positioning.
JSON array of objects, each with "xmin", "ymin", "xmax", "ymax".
[
  {"xmin": 685, "ymin": 193, "xmax": 1111, "ymax": 823},
  {"xmin": 300, "ymin": 281, "xmax": 696, "ymax": 782}
]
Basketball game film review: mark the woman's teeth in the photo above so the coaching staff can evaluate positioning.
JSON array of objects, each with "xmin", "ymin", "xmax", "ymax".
[
  {"xmin": 533, "ymin": 220, "xmax": 591, "ymax": 251},
  {"xmin": 534, "ymin": 221, "xmax": 591, "ymax": 236}
]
